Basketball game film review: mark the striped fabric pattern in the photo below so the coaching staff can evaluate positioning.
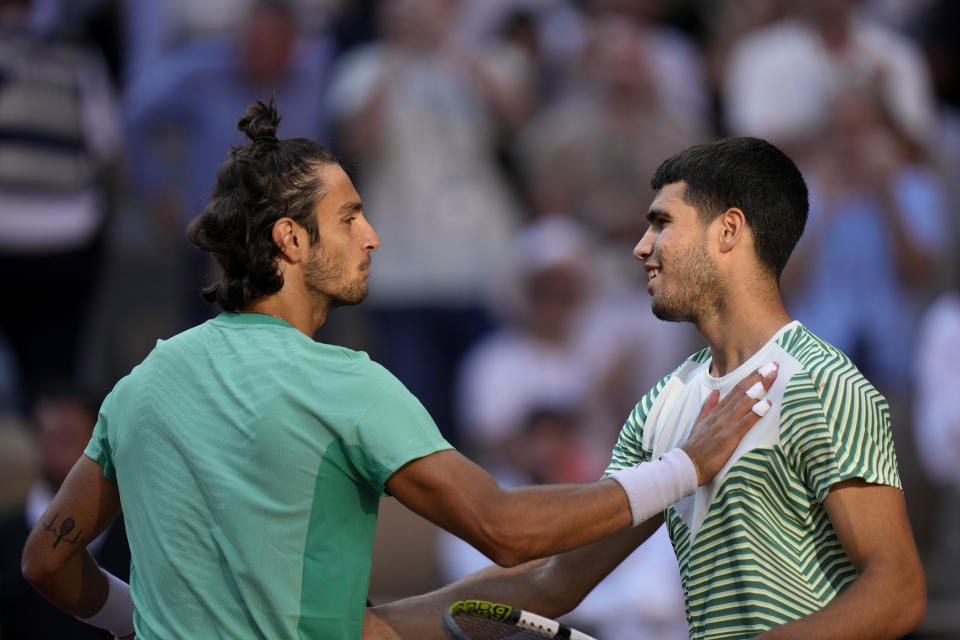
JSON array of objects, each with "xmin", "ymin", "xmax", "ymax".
[
  {"xmin": 0, "ymin": 36, "xmax": 96, "ymax": 192},
  {"xmin": 606, "ymin": 325, "xmax": 900, "ymax": 639}
]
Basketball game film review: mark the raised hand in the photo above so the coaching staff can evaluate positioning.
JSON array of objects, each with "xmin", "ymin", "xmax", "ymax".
[{"xmin": 682, "ymin": 363, "xmax": 778, "ymax": 485}]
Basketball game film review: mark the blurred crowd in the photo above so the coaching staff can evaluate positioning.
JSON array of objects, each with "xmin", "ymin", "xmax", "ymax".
[{"xmin": 1, "ymin": 0, "xmax": 958, "ymax": 637}]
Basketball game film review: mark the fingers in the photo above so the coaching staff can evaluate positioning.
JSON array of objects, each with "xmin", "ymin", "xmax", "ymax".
[
  {"xmin": 745, "ymin": 363, "xmax": 778, "ymax": 401},
  {"xmin": 717, "ymin": 362, "xmax": 778, "ymax": 417},
  {"xmin": 695, "ymin": 389, "xmax": 720, "ymax": 421},
  {"xmin": 750, "ymin": 362, "xmax": 778, "ymax": 415},
  {"xmin": 752, "ymin": 399, "xmax": 771, "ymax": 417},
  {"xmin": 729, "ymin": 361, "xmax": 778, "ymax": 396},
  {"xmin": 682, "ymin": 362, "xmax": 781, "ymax": 486}
]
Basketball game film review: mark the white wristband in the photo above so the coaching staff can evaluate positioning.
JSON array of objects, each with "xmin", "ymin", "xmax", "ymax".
[
  {"xmin": 77, "ymin": 569, "xmax": 135, "ymax": 637},
  {"xmin": 609, "ymin": 448, "xmax": 699, "ymax": 527}
]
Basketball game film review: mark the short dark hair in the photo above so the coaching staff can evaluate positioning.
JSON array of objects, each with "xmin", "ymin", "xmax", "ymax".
[
  {"xmin": 650, "ymin": 137, "xmax": 808, "ymax": 279},
  {"xmin": 187, "ymin": 98, "xmax": 338, "ymax": 311}
]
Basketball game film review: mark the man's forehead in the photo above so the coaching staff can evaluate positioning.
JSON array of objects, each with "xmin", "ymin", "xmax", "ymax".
[
  {"xmin": 649, "ymin": 181, "xmax": 687, "ymax": 210},
  {"xmin": 314, "ymin": 163, "xmax": 361, "ymax": 210}
]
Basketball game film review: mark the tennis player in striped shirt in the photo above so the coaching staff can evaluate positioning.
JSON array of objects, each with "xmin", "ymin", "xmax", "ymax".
[{"xmin": 368, "ymin": 137, "xmax": 926, "ymax": 639}]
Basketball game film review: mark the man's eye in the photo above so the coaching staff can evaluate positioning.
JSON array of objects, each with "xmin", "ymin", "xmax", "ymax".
[{"xmin": 344, "ymin": 216, "xmax": 356, "ymax": 224}]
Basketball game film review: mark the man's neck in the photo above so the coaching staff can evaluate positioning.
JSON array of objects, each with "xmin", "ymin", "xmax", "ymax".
[
  {"xmin": 244, "ymin": 289, "xmax": 328, "ymax": 338},
  {"xmin": 695, "ymin": 287, "xmax": 793, "ymax": 378}
]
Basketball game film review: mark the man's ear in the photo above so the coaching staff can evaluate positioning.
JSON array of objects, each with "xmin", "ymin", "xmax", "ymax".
[
  {"xmin": 717, "ymin": 207, "xmax": 748, "ymax": 254},
  {"xmin": 272, "ymin": 217, "xmax": 304, "ymax": 262}
]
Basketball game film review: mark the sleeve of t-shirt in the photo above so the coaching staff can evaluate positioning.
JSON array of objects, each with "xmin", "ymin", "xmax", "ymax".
[
  {"xmin": 784, "ymin": 362, "xmax": 901, "ymax": 503},
  {"xmin": 347, "ymin": 364, "xmax": 453, "ymax": 496},
  {"xmin": 84, "ymin": 387, "xmax": 119, "ymax": 483},
  {"xmin": 603, "ymin": 375, "xmax": 673, "ymax": 475}
]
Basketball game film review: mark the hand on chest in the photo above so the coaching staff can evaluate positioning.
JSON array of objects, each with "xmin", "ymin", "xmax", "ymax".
[{"xmin": 644, "ymin": 354, "xmax": 802, "ymax": 538}]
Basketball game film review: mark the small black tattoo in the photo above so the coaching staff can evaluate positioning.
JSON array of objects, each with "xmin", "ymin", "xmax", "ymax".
[{"xmin": 43, "ymin": 512, "xmax": 84, "ymax": 549}]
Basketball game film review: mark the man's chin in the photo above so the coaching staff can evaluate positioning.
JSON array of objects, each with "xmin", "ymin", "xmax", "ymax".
[
  {"xmin": 330, "ymin": 285, "xmax": 368, "ymax": 308},
  {"xmin": 651, "ymin": 300, "xmax": 689, "ymax": 323}
]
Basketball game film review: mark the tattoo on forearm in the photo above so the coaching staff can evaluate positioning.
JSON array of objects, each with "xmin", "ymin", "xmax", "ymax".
[{"xmin": 42, "ymin": 512, "xmax": 84, "ymax": 549}]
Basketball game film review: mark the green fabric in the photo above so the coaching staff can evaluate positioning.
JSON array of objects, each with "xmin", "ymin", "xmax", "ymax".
[
  {"xmin": 604, "ymin": 324, "xmax": 900, "ymax": 639},
  {"xmin": 84, "ymin": 313, "xmax": 451, "ymax": 639}
]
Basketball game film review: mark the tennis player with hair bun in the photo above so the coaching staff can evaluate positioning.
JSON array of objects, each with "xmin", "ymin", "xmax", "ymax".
[
  {"xmin": 21, "ymin": 100, "xmax": 776, "ymax": 640},
  {"xmin": 367, "ymin": 138, "xmax": 926, "ymax": 640}
]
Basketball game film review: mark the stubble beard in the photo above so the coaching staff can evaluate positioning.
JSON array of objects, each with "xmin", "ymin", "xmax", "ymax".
[
  {"xmin": 304, "ymin": 243, "xmax": 368, "ymax": 309},
  {"xmin": 650, "ymin": 242, "xmax": 725, "ymax": 323}
]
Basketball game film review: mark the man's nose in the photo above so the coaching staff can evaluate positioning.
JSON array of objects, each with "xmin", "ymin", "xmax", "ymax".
[
  {"xmin": 633, "ymin": 228, "xmax": 653, "ymax": 261},
  {"xmin": 364, "ymin": 219, "xmax": 380, "ymax": 252}
]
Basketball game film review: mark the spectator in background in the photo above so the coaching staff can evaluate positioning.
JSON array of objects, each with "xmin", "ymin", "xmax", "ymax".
[
  {"xmin": 914, "ymin": 0, "xmax": 960, "ymax": 242},
  {"xmin": 723, "ymin": 0, "xmax": 937, "ymax": 157},
  {"xmin": 783, "ymin": 87, "xmax": 947, "ymax": 395},
  {"xmin": 327, "ymin": 0, "xmax": 523, "ymax": 443},
  {"xmin": 0, "ymin": 413, "xmax": 36, "ymax": 512},
  {"xmin": 469, "ymin": 0, "xmax": 585, "ymax": 106},
  {"xmin": 457, "ymin": 217, "xmax": 696, "ymax": 474},
  {"xmin": 698, "ymin": 0, "xmax": 787, "ymax": 132},
  {"xmin": 124, "ymin": 0, "xmax": 335, "ymax": 324},
  {"xmin": 456, "ymin": 218, "xmax": 602, "ymax": 465},
  {"xmin": 0, "ymin": 384, "xmax": 129, "ymax": 639},
  {"xmin": 122, "ymin": 0, "xmax": 339, "ymax": 86},
  {"xmin": 914, "ymin": 286, "xmax": 960, "ymax": 601},
  {"xmin": 514, "ymin": 12, "xmax": 706, "ymax": 287},
  {"xmin": 581, "ymin": 0, "xmax": 710, "ymax": 128},
  {"xmin": 0, "ymin": 0, "xmax": 122, "ymax": 402}
]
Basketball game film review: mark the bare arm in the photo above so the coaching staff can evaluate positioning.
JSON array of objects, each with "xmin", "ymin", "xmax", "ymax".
[
  {"xmin": 367, "ymin": 365, "xmax": 778, "ymax": 637},
  {"xmin": 364, "ymin": 515, "xmax": 665, "ymax": 639},
  {"xmin": 21, "ymin": 455, "xmax": 124, "ymax": 618},
  {"xmin": 387, "ymin": 449, "xmax": 631, "ymax": 567},
  {"xmin": 755, "ymin": 479, "xmax": 926, "ymax": 639},
  {"xmin": 386, "ymin": 364, "xmax": 776, "ymax": 567}
]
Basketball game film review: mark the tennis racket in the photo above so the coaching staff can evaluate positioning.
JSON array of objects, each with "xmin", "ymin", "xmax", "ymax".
[{"xmin": 442, "ymin": 599, "xmax": 597, "ymax": 640}]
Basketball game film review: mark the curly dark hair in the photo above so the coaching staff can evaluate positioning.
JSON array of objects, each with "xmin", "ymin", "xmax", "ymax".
[{"xmin": 187, "ymin": 98, "xmax": 338, "ymax": 312}]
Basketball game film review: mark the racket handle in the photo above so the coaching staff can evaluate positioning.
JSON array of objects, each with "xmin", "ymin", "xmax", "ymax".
[{"xmin": 516, "ymin": 610, "xmax": 598, "ymax": 640}]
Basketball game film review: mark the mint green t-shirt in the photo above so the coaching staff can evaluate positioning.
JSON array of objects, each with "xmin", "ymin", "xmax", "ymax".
[{"xmin": 84, "ymin": 313, "xmax": 452, "ymax": 639}]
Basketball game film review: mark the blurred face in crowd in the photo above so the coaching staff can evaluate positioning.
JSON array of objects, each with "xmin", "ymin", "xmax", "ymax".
[
  {"xmin": 581, "ymin": 16, "xmax": 653, "ymax": 108},
  {"xmin": 797, "ymin": 0, "xmax": 857, "ymax": 21},
  {"xmin": 518, "ymin": 411, "xmax": 590, "ymax": 484},
  {"xmin": 825, "ymin": 89, "xmax": 904, "ymax": 185},
  {"xmin": 586, "ymin": 0, "xmax": 667, "ymax": 22},
  {"xmin": 634, "ymin": 182, "xmax": 726, "ymax": 323},
  {"xmin": 380, "ymin": 0, "xmax": 460, "ymax": 50},
  {"xmin": 240, "ymin": 4, "xmax": 297, "ymax": 85},
  {"xmin": 35, "ymin": 398, "xmax": 95, "ymax": 490},
  {"xmin": 523, "ymin": 263, "xmax": 586, "ymax": 342},
  {"xmin": 304, "ymin": 164, "xmax": 380, "ymax": 309}
]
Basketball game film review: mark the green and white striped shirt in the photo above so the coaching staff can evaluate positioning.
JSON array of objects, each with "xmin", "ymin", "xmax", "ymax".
[{"xmin": 605, "ymin": 322, "xmax": 900, "ymax": 639}]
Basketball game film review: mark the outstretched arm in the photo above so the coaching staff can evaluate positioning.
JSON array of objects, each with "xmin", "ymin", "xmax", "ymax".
[
  {"xmin": 366, "ymin": 363, "xmax": 778, "ymax": 637},
  {"xmin": 364, "ymin": 515, "xmax": 665, "ymax": 639},
  {"xmin": 755, "ymin": 480, "xmax": 926, "ymax": 639},
  {"xmin": 386, "ymin": 363, "xmax": 777, "ymax": 567}
]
